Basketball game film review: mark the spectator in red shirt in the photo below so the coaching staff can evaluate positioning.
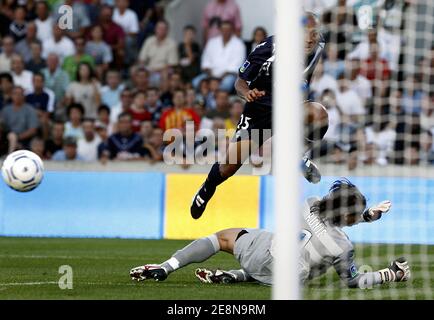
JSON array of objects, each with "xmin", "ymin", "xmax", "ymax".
[
  {"xmin": 129, "ymin": 91, "xmax": 151, "ymax": 132},
  {"xmin": 202, "ymin": 0, "xmax": 242, "ymax": 43},
  {"xmin": 159, "ymin": 89, "xmax": 200, "ymax": 131},
  {"xmin": 360, "ymin": 43, "xmax": 391, "ymax": 82},
  {"xmin": 98, "ymin": 5, "xmax": 125, "ymax": 69}
]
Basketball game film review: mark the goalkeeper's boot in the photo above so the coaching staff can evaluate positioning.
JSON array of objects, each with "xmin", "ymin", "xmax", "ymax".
[
  {"xmin": 379, "ymin": 257, "xmax": 411, "ymax": 283},
  {"xmin": 130, "ymin": 264, "xmax": 168, "ymax": 282},
  {"xmin": 190, "ymin": 182, "xmax": 216, "ymax": 219},
  {"xmin": 195, "ymin": 268, "xmax": 237, "ymax": 284},
  {"xmin": 301, "ymin": 155, "xmax": 321, "ymax": 184}
]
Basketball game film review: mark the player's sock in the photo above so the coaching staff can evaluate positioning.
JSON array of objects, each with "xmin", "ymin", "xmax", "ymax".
[
  {"xmin": 161, "ymin": 234, "xmax": 220, "ymax": 274},
  {"xmin": 204, "ymin": 162, "xmax": 227, "ymax": 190},
  {"xmin": 227, "ymin": 269, "xmax": 250, "ymax": 282}
]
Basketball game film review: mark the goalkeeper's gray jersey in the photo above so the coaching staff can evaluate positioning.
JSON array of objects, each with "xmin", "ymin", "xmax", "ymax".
[{"xmin": 299, "ymin": 197, "xmax": 358, "ymax": 283}]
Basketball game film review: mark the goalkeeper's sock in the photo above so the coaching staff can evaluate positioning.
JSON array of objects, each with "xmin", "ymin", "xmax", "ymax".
[
  {"xmin": 161, "ymin": 234, "xmax": 220, "ymax": 274},
  {"xmin": 378, "ymin": 268, "xmax": 396, "ymax": 283},
  {"xmin": 227, "ymin": 269, "xmax": 250, "ymax": 282}
]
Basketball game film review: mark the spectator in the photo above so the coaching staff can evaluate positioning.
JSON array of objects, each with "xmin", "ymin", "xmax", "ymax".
[
  {"xmin": 30, "ymin": 136, "xmax": 47, "ymax": 160},
  {"xmin": 45, "ymin": 121, "xmax": 65, "ymax": 158},
  {"xmin": 113, "ymin": 0, "xmax": 139, "ymax": 64},
  {"xmin": 62, "ymin": 37, "xmax": 96, "ymax": 81},
  {"xmin": 138, "ymin": 20, "xmax": 179, "ymax": 87},
  {"xmin": 34, "ymin": 1, "xmax": 53, "ymax": 43},
  {"xmin": 245, "ymin": 26, "xmax": 267, "ymax": 55},
  {"xmin": 129, "ymin": 91, "xmax": 151, "ymax": 132},
  {"xmin": 25, "ymin": 41, "xmax": 47, "ymax": 74},
  {"xmin": 0, "ymin": 36, "xmax": 15, "ymax": 72},
  {"xmin": 8, "ymin": 5, "xmax": 27, "ymax": 42},
  {"xmin": 145, "ymin": 87, "xmax": 164, "ymax": 127},
  {"xmin": 10, "ymin": 54, "xmax": 33, "ymax": 94},
  {"xmin": 323, "ymin": 43, "xmax": 345, "ymax": 79},
  {"xmin": 65, "ymin": 62, "xmax": 101, "ymax": 118},
  {"xmin": 77, "ymin": 118, "xmax": 102, "ymax": 162},
  {"xmin": 160, "ymin": 72, "xmax": 183, "ymax": 107},
  {"xmin": 204, "ymin": 90, "xmax": 230, "ymax": 120},
  {"xmin": 130, "ymin": 66, "xmax": 149, "ymax": 94},
  {"xmin": 102, "ymin": 112, "xmax": 146, "ymax": 160},
  {"xmin": 52, "ymin": 136, "xmax": 84, "ymax": 161},
  {"xmin": 97, "ymin": 104, "xmax": 112, "ymax": 134},
  {"xmin": 101, "ymin": 69, "xmax": 124, "ymax": 108},
  {"xmin": 310, "ymin": 61, "xmax": 339, "ymax": 100},
  {"xmin": 360, "ymin": 43, "xmax": 391, "ymax": 82},
  {"xmin": 400, "ymin": 76, "xmax": 429, "ymax": 115},
  {"xmin": 159, "ymin": 89, "xmax": 200, "ymax": 131},
  {"xmin": 202, "ymin": 0, "xmax": 242, "ymax": 43},
  {"xmin": 15, "ymin": 21, "xmax": 38, "ymax": 63},
  {"xmin": 98, "ymin": 4, "xmax": 125, "ymax": 69},
  {"xmin": 110, "ymin": 87, "xmax": 133, "ymax": 127},
  {"xmin": 52, "ymin": 0, "xmax": 91, "ymax": 39},
  {"xmin": 346, "ymin": 58, "xmax": 372, "ymax": 105},
  {"xmin": 0, "ymin": 72, "xmax": 14, "ymax": 110},
  {"xmin": 0, "ymin": 1, "xmax": 13, "ymax": 38},
  {"xmin": 178, "ymin": 25, "xmax": 201, "ymax": 83},
  {"xmin": 85, "ymin": 25, "xmax": 113, "ymax": 80},
  {"xmin": 42, "ymin": 24, "xmax": 76, "ymax": 62},
  {"xmin": 192, "ymin": 21, "xmax": 245, "ymax": 93},
  {"xmin": 364, "ymin": 120, "xmax": 396, "ymax": 166},
  {"xmin": 64, "ymin": 103, "xmax": 84, "ymax": 140},
  {"xmin": 419, "ymin": 130, "xmax": 434, "ymax": 165},
  {"xmin": 139, "ymin": 120, "xmax": 153, "ymax": 144},
  {"xmin": 143, "ymin": 127, "xmax": 164, "ymax": 162},
  {"xmin": 336, "ymin": 73, "xmax": 365, "ymax": 123},
  {"xmin": 1, "ymin": 86, "xmax": 39, "ymax": 152},
  {"xmin": 225, "ymin": 98, "xmax": 243, "ymax": 133},
  {"xmin": 41, "ymin": 53, "xmax": 70, "ymax": 118}
]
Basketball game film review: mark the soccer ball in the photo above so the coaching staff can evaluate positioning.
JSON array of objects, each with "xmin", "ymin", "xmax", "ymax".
[{"xmin": 1, "ymin": 150, "xmax": 44, "ymax": 192}]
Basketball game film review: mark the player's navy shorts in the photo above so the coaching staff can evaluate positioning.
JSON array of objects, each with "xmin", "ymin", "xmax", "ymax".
[
  {"xmin": 233, "ymin": 102, "xmax": 272, "ymax": 147},
  {"xmin": 233, "ymin": 228, "xmax": 274, "ymax": 285}
]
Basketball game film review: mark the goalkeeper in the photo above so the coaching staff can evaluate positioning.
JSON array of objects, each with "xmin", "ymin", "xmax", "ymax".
[{"xmin": 130, "ymin": 179, "xmax": 410, "ymax": 288}]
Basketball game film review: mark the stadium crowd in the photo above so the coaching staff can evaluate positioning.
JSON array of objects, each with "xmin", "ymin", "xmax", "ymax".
[{"xmin": 0, "ymin": 0, "xmax": 432, "ymax": 170}]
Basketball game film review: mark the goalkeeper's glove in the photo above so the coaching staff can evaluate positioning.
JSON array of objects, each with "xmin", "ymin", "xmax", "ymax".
[
  {"xmin": 362, "ymin": 200, "xmax": 391, "ymax": 222},
  {"xmin": 378, "ymin": 257, "xmax": 411, "ymax": 283}
]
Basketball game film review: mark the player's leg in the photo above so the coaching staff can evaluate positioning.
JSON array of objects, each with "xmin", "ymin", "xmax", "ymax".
[{"xmin": 130, "ymin": 228, "xmax": 243, "ymax": 282}]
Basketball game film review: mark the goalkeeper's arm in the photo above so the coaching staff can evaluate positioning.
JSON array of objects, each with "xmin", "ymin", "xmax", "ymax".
[
  {"xmin": 346, "ymin": 257, "xmax": 411, "ymax": 289},
  {"xmin": 360, "ymin": 200, "xmax": 392, "ymax": 223}
]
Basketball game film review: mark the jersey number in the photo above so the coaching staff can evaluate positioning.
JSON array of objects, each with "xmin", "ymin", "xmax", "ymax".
[{"xmin": 237, "ymin": 115, "xmax": 252, "ymax": 130}]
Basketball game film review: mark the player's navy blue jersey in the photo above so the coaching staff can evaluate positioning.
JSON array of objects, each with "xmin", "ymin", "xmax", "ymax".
[{"xmin": 238, "ymin": 35, "xmax": 325, "ymax": 106}]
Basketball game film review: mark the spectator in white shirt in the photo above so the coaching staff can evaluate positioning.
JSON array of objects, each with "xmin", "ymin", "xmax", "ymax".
[
  {"xmin": 346, "ymin": 58, "xmax": 372, "ymax": 105},
  {"xmin": 336, "ymin": 73, "xmax": 365, "ymax": 120},
  {"xmin": 10, "ymin": 54, "xmax": 33, "ymax": 94},
  {"xmin": 42, "ymin": 24, "xmax": 75, "ymax": 62},
  {"xmin": 77, "ymin": 118, "xmax": 102, "ymax": 162},
  {"xmin": 192, "ymin": 20, "xmax": 245, "ymax": 93},
  {"xmin": 0, "ymin": 36, "xmax": 15, "ymax": 72},
  {"xmin": 113, "ymin": 0, "xmax": 139, "ymax": 65},
  {"xmin": 310, "ymin": 61, "xmax": 339, "ymax": 100},
  {"xmin": 35, "ymin": 1, "xmax": 53, "ymax": 43}
]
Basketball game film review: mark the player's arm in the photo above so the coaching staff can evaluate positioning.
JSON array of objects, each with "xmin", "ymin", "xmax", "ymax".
[
  {"xmin": 360, "ymin": 200, "xmax": 392, "ymax": 223},
  {"xmin": 235, "ymin": 77, "xmax": 265, "ymax": 103}
]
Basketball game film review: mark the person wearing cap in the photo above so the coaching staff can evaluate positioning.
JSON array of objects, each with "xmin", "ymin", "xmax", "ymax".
[{"xmin": 52, "ymin": 136, "xmax": 84, "ymax": 161}]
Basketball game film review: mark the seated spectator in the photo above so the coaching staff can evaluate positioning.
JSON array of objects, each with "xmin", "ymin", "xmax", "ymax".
[
  {"xmin": 51, "ymin": 0, "xmax": 91, "ymax": 40},
  {"xmin": 62, "ymin": 37, "xmax": 96, "ymax": 81},
  {"xmin": 97, "ymin": 4, "xmax": 125, "ymax": 70},
  {"xmin": 336, "ymin": 73, "xmax": 366, "ymax": 123},
  {"xmin": 323, "ymin": 43, "xmax": 345, "ymax": 79},
  {"xmin": 101, "ymin": 112, "xmax": 146, "ymax": 160},
  {"xmin": 145, "ymin": 87, "xmax": 164, "ymax": 127},
  {"xmin": 41, "ymin": 53, "xmax": 70, "ymax": 119},
  {"xmin": 130, "ymin": 66, "xmax": 149, "ymax": 94},
  {"xmin": 346, "ymin": 58, "xmax": 372, "ymax": 105},
  {"xmin": 178, "ymin": 25, "xmax": 201, "ymax": 83},
  {"xmin": 192, "ymin": 21, "xmax": 245, "ymax": 93},
  {"xmin": 138, "ymin": 20, "xmax": 179, "ymax": 87},
  {"xmin": 113, "ymin": 0, "xmax": 139, "ymax": 64},
  {"xmin": 364, "ymin": 120, "xmax": 396, "ymax": 166},
  {"xmin": 10, "ymin": 54, "xmax": 33, "ymax": 94},
  {"xmin": 97, "ymin": 104, "xmax": 112, "ymax": 134},
  {"xmin": 142, "ymin": 127, "xmax": 164, "ymax": 162},
  {"xmin": 42, "ymin": 25, "xmax": 75, "ymax": 62},
  {"xmin": 30, "ymin": 136, "xmax": 47, "ymax": 160},
  {"xmin": 225, "ymin": 98, "xmax": 243, "ymax": 134},
  {"xmin": 25, "ymin": 41, "xmax": 47, "ymax": 74},
  {"xmin": 52, "ymin": 136, "xmax": 84, "ymax": 161},
  {"xmin": 15, "ymin": 21, "xmax": 38, "ymax": 63},
  {"xmin": 245, "ymin": 26, "xmax": 267, "ymax": 55},
  {"xmin": 45, "ymin": 121, "xmax": 65, "ymax": 158},
  {"xmin": 8, "ymin": 5, "xmax": 27, "ymax": 42},
  {"xmin": 420, "ymin": 130, "xmax": 434, "ymax": 165},
  {"xmin": 0, "ymin": 72, "xmax": 13, "ymax": 110},
  {"xmin": 101, "ymin": 69, "xmax": 124, "ymax": 108},
  {"xmin": 129, "ymin": 91, "xmax": 151, "ymax": 132},
  {"xmin": 64, "ymin": 103, "xmax": 85, "ymax": 140},
  {"xmin": 110, "ymin": 87, "xmax": 133, "ymax": 128},
  {"xmin": 160, "ymin": 72, "xmax": 183, "ymax": 107},
  {"xmin": 139, "ymin": 120, "xmax": 154, "ymax": 144},
  {"xmin": 360, "ymin": 43, "xmax": 391, "ymax": 82},
  {"xmin": 1, "ymin": 86, "xmax": 39, "ymax": 152},
  {"xmin": 159, "ymin": 89, "xmax": 200, "ymax": 131},
  {"xmin": 77, "ymin": 118, "xmax": 102, "ymax": 162},
  {"xmin": 85, "ymin": 25, "xmax": 113, "ymax": 80},
  {"xmin": 202, "ymin": 0, "xmax": 242, "ymax": 42},
  {"xmin": 400, "ymin": 76, "xmax": 429, "ymax": 115},
  {"xmin": 310, "ymin": 61, "xmax": 339, "ymax": 99},
  {"xmin": 34, "ymin": 1, "xmax": 53, "ymax": 43},
  {"xmin": 204, "ymin": 90, "xmax": 230, "ymax": 120},
  {"xmin": 65, "ymin": 62, "xmax": 101, "ymax": 118},
  {"xmin": 0, "ymin": 36, "xmax": 15, "ymax": 72}
]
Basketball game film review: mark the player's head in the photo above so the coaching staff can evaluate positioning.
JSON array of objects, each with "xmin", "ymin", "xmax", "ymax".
[
  {"xmin": 318, "ymin": 179, "xmax": 367, "ymax": 227},
  {"xmin": 304, "ymin": 12, "xmax": 321, "ymax": 55}
]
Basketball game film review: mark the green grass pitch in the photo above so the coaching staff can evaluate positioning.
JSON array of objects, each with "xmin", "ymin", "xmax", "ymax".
[{"xmin": 0, "ymin": 237, "xmax": 432, "ymax": 299}]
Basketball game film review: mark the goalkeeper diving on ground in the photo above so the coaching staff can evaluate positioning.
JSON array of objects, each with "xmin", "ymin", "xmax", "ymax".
[{"xmin": 130, "ymin": 179, "xmax": 410, "ymax": 288}]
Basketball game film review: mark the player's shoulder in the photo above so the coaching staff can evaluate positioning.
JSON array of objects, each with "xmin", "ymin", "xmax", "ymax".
[{"xmin": 250, "ymin": 36, "xmax": 274, "ymax": 54}]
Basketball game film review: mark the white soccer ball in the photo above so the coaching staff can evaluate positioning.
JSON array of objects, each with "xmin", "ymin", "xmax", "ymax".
[{"xmin": 1, "ymin": 150, "xmax": 44, "ymax": 192}]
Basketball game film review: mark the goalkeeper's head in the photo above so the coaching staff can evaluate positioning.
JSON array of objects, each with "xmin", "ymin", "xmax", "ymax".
[{"xmin": 318, "ymin": 179, "xmax": 367, "ymax": 227}]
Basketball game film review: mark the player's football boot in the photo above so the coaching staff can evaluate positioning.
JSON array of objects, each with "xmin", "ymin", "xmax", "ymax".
[
  {"xmin": 195, "ymin": 268, "xmax": 237, "ymax": 284},
  {"xmin": 130, "ymin": 264, "xmax": 168, "ymax": 282},
  {"xmin": 190, "ymin": 183, "xmax": 216, "ymax": 219},
  {"xmin": 301, "ymin": 155, "xmax": 321, "ymax": 184}
]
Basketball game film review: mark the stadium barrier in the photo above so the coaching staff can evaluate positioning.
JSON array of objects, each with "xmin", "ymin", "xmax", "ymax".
[{"xmin": 1, "ymin": 172, "xmax": 433, "ymax": 244}]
